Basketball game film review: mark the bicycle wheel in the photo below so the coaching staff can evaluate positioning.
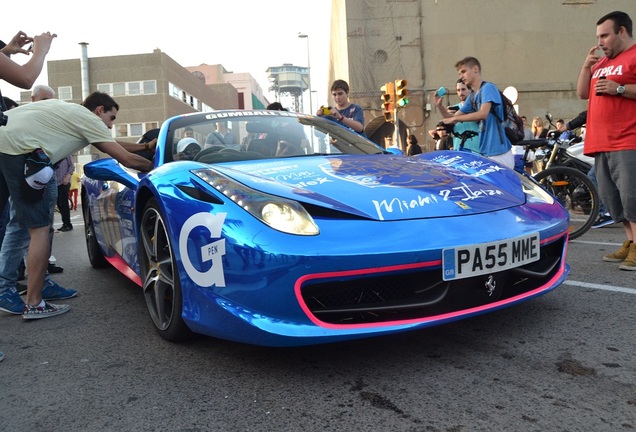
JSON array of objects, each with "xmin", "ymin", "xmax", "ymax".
[{"xmin": 533, "ymin": 166, "xmax": 599, "ymax": 240}]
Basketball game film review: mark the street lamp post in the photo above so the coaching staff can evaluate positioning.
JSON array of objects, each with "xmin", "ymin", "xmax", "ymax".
[{"xmin": 298, "ymin": 33, "xmax": 312, "ymax": 114}]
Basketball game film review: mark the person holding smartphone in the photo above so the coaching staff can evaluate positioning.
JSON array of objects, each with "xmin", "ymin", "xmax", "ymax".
[
  {"xmin": 434, "ymin": 79, "xmax": 479, "ymax": 153},
  {"xmin": 576, "ymin": 11, "xmax": 636, "ymax": 270}
]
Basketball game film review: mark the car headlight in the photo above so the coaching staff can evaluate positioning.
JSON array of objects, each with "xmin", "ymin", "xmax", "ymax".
[
  {"xmin": 516, "ymin": 172, "xmax": 554, "ymax": 204},
  {"xmin": 193, "ymin": 169, "xmax": 319, "ymax": 235}
]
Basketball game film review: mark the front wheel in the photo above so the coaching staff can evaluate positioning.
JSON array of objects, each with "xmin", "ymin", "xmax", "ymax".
[
  {"xmin": 533, "ymin": 166, "xmax": 599, "ymax": 240},
  {"xmin": 139, "ymin": 198, "xmax": 193, "ymax": 342}
]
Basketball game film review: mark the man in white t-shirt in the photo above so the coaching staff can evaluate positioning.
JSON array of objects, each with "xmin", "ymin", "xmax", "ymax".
[{"xmin": 0, "ymin": 92, "xmax": 153, "ymax": 320}]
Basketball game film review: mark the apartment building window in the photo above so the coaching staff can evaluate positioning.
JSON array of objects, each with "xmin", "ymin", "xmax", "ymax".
[
  {"xmin": 115, "ymin": 124, "xmax": 128, "ymax": 138},
  {"xmin": 97, "ymin": 80, "xmax": 158, "ymax": 97},
  {"xmin": 169, "ymin": 83, "xmax": 181, "ymax": 99},
  {"xmin": 128, "ymin": 82, "xmax": 141, "ymax": 96},
  {"xmin": 58, "ymin": 86, "xmax": 72, "ymax": 101},
  {"xmin": 113, "ymin": 82, "xmax": 126, "ymax": 96},
  {"xmin": 143, "ymin": 81, "xmax": 157, "ymax": 94},
  {"xmin": 167, "ymin": 82, "xmax": 206, "ymax": 111},
  {"xmin": 130, "ymin": 123, "xmax": 143, "ymax": 136},
  {"xmin": 113, "ymin": 122, "xmax": 160, "ymax": 139}
]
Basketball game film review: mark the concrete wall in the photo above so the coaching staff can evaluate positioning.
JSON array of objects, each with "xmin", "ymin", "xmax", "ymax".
[{"xmin": 330, "ymin": 0, "xmax": 633, "ymax": 150}]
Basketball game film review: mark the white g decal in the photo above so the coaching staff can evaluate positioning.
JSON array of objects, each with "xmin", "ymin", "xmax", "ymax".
[{"xmin": 179, "ymin": 212, "xmax": 227, "ymax": 287}]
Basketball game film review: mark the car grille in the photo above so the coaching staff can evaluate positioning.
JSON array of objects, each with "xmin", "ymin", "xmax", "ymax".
[{"xmin": 300, "ymin": 237, "xmax": 566, "ymax": 325}]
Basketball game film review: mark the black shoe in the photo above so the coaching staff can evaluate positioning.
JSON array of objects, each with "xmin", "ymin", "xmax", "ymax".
[
  {"xmin": 58, "ymin": 225, "xmax": 73, "ymax": 232},
  {"xmin": 47, "ymin": 262, "xmax": 64, "ymax": 274},
  {"xmin": 591, "ymin": 213, "xmax": 614, "ymax": 229},
  {"xmin": 17, "ymin": 282, "xmax": 27, "ymax": 296}
]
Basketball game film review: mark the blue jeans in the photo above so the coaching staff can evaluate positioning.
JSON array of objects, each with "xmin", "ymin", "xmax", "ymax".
[
  {"xmin": 0, "ymin": 176, "xmax": 57, "ymax": 295},
  {"xmin": 0, "ymin": 204, "xmax": 9, "ymax": 248}
]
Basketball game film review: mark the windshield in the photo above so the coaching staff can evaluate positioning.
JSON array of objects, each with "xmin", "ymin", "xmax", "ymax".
[{"xmin": 164, "ymin": 110, "xmax": 383, "ymax": 164}]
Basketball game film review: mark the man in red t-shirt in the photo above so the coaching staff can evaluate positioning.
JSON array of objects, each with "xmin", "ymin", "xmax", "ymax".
[{"xmin": 577, "ymin": 11, "xmax": 636, "ymax": 271}]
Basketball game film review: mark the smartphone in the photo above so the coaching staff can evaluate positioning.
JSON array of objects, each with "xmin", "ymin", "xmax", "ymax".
[
  {"xmin": 596, "ymin": 76, "xmax": 606, "ymax": 96},
  {"xmin": 447, "ymin": 105, "xmax": 459, "ymax": 112}
]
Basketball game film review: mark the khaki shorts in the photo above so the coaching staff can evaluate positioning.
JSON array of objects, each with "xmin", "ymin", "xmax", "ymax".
[{"xmin": 594, "ymin": 150, "xmax": 636, "ymax": 223}]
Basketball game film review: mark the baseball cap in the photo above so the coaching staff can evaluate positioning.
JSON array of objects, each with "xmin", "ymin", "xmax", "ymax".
[
  {"xmin": 177, "ymin": 137, "xmax": 201, "ymax": 153},
  {"xmin": 21, "ymin": 149, "xmax": 54, "ymax": 202}
]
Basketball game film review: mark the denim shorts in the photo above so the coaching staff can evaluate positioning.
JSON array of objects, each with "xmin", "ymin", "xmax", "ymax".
[
  {"xmin": 0, "ymin": 153, "xmax": 52, "ymax": 228},
  {"xmin": 594, "ymin": 150, "xmax": 636, "ymax": 223}
]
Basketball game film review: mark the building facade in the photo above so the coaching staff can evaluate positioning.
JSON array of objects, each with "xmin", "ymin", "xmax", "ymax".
[
  {"xmin": 32, "ymin": 47, "xmax": 269, "ymax": 168},
  {"xmin": 36, "ymin": 48, "xmax": 269, "ymax": 139},
  {"xmin": 184, "ymin": 63, "xmax": 268, "ymax": 110},
  {"xmin": 328, "ymin": 0, "xmax": 634, "ymax": 151}
]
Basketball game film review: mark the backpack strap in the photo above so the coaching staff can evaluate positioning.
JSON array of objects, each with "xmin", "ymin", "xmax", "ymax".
[
  {"xmin": 482, "ymin": 83, "xmax": 506, "ymax": 144},
  {"xmin": 214, "ymin": 131, "xmax": 226, "ymax": 145}
]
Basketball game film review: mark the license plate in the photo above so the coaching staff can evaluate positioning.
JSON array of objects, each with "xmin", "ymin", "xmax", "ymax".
[{"xmin": 442, "ymin": 233, "xmax": 540, "ymax": 281}]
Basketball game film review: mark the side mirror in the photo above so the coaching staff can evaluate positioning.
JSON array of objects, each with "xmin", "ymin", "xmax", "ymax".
[{"xmin": 83, "ymin": 158, "xmax": 140, "ymax": 190}]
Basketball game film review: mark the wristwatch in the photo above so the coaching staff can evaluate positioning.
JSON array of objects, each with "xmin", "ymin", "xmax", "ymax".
[{"xmin": 617, "ymin": 85, "xmax": 626, "ymax": 95}]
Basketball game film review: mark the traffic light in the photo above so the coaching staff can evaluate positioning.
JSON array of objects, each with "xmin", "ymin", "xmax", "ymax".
[
  {"xmin": 395, "ymin": 79, "xmax": 409, "ymax": 108},
  {"xmin": 380, "ymin": 82, "xmax": 395, "ymax": 123}
]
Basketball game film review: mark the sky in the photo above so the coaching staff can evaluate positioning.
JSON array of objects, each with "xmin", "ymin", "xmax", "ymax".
[{"xmin": 2, "ymin": 0, "xmax": 332, "ymax": 112}]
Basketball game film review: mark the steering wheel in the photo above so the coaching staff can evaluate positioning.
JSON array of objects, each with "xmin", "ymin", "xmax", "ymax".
[{"xmin": 193, "ymin": 145, "xmax": 225, "ymax": 161}]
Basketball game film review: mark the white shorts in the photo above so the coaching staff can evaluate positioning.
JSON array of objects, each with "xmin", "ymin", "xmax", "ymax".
[{"xmin": 487, "ymin": 149, "xmax": 515, "ymax": 170}]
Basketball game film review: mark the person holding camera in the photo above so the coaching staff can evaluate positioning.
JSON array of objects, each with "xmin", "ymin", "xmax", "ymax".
[
  {"xmin": 0, "ymin": 30, "xmax": 57, "ymax": 362},
  {"xmin": 0, "ymin": 30, "xmax": 55, "ymax": 107},
  {"xmin": 316, "ymin": 79, "xmax": 366, "ymax": 137}
]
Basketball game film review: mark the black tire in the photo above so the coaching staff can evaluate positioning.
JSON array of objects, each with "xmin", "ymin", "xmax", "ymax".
[
  {"xmin": 84, "ymin": 204, "xmax": 108, "ymax": 268},
  {"xmin": 533, "ymin": 166, "xmax": 600, "ymax": 240},
  {"xmin": 138, "ymin": 198, "xmax": 193, "ymax": 342}
]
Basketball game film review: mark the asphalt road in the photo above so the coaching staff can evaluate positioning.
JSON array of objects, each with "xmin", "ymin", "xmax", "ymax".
[{"xmin": 1, "ymin": 209, "xmax": 634, "ymax": 432}]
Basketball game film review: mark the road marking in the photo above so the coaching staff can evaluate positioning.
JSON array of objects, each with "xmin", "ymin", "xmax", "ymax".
[
  {"xmin": 564, "ymin": 280, "xmax": 636, "ymax": 295},
  {"xmin": 570, "ymin": 239, "xmax": 621, "ymax": 247}
]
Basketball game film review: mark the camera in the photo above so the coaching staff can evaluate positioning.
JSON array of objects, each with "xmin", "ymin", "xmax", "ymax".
[
  {"xmin": 320, "ymin": 106, "xmax": 331, "ymax": 115},
  {"xmin": 0, "ymin": 111, "xmax": 8, "ymax": 127}
]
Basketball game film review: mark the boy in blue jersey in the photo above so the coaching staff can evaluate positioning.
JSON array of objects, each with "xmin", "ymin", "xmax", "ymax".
[{"xmin": 441, "ymin": 57, "xmax": 514, "ymax": 169}]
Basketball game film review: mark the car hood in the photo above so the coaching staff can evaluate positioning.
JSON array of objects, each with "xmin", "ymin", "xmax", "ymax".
[{"xmin": 208, "ymin": 153, "xmax": 525, "ymax": 221}]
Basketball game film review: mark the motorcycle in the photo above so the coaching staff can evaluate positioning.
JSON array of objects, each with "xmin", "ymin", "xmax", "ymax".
[{"xmin": 530, "ymin": 114, "xmax": 599, "ymax": 239}]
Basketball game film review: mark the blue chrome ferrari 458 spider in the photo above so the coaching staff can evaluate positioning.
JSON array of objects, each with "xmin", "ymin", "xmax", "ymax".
[{"xmin": 81, "ymin": 110, "xmax": 570, "ymax": 346}]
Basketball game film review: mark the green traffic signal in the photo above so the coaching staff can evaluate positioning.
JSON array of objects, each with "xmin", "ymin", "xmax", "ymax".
[{"xmin": 395, "ymin": 79, "xmax": 409, "ymax": 108}]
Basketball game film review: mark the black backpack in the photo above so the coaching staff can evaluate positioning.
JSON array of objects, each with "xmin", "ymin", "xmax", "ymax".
[{"xmin": 491, "ymin": 89, "xmax": 525, "ymax": 145}]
